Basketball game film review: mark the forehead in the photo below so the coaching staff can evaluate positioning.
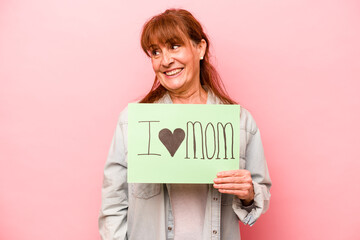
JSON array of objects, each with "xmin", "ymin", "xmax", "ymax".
[
  {"xmin": 149, "ymin": 37, "xmax": 186, "ymax": 49},
  {"xmin": 145, "ymin": 25, "xmax": 189, "ymax": 49}
]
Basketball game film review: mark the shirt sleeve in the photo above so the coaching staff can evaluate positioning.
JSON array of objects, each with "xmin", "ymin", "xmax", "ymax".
[
  {"xmin": 232, "ymin": 112, "xmax": 272, "ymax": 226},
  {"xmin": 98, "ymin": 113, "xmax": 129, "ymax": 240}
]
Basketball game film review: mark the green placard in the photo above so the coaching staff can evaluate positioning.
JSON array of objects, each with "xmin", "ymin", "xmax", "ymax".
[{"xmin": 128, "ymin": 103, "xmax": 240, "ymax": 183}]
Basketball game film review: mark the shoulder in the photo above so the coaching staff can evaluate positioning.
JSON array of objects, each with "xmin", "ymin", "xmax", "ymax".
[
  {"xmin": 239, "ymin": 106, "xmax": 258, "ymax": 135},
  {"xmin": 116, "ymin": 96, "xmax": 155, "ymax": 125},
  {"xmin": 209, "ymin": 90, "xmax": 259, "ymax": 134},
  {"xmin": 117, "ymin": 105, "xmax": 129, "ymax": 126}
]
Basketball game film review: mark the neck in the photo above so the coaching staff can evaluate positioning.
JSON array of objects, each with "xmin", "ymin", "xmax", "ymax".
[{"xmin": 169, "ymin": 85, "xmax": 208, "ymax": 104}]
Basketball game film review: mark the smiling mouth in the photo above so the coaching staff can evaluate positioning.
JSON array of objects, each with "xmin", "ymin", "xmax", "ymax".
[{"xmin": 164, "ymin": 68, "xmax": 183, "ymax": 76}]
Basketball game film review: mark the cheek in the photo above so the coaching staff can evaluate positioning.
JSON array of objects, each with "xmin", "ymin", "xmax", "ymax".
[
  {"xmin": 187, "ymin": 58, "xmax": 199, "ymax": 73},
  {"xmin": 183, "ymin": 53, "xmax": 197, "ymax": 70},
  {"xmin": 151, "ymin": 59, "xmax": 160, "ymax": 72}
]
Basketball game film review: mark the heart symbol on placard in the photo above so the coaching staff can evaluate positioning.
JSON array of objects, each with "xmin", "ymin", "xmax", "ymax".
[{"xmin": 158, "ymin": 128, "xmax": 185, "ymax": 157}]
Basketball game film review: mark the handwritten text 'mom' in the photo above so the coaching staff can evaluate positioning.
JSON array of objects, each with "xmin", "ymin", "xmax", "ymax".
[{"xmin": 137, "ymin": 121, "xmax": 235, "ymax": 160}]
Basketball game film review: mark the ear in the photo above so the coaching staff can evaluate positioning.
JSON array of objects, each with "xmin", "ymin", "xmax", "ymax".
[{"xmin": 197, "ymin": 39, "xmax": 207, "ymax": 59}]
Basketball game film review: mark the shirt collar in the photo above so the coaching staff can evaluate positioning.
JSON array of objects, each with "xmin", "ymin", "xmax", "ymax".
[{"xmin": 157, "ymin": 87, "xmax": 220, "ymax": 105}]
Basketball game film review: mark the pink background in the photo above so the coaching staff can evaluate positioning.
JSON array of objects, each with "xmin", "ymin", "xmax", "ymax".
[{"xmin": 1, "ymin": 0, "xmax": 360, "ymax": 239}]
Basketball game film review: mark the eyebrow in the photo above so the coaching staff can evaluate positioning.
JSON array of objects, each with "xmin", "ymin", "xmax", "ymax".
[
  {"xmin": 148, "ymin": 37, "xmax": 185, "ymax": 50},
  {"xmin": 166, "ymin": 37, "xmax": 184, "ymax": 44},
  {"xmin": 148, "ymin": 44, "xmax": 159, "ymax": 50}
]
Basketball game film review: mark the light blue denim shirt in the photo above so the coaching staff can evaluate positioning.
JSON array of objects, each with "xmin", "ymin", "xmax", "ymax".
[{"xmin": 99, "ymin": 90, "xmax": 271, "ymax": 240}]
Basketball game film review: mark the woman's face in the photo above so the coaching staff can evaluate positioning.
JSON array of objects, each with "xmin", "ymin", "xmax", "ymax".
[{"xmin": 149, "ymin": 37, "xmax": 206, "ymax": 95}]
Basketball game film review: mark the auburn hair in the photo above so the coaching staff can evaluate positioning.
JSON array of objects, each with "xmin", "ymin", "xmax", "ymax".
[{"xmin": 140, "ymin": 9, "xmax": 236, "ymax": 104}]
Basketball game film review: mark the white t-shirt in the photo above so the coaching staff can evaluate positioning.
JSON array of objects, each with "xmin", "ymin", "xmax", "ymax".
[{"xmin": 169, "ymin": 184, "xmax": 208, "ymax": 240}]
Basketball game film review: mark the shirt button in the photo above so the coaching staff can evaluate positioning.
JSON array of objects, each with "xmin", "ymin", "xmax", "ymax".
[
  {"xmin": 168, "ymin": 227, "xmax": 172, "ymax": 231},
  {"xmin": 213, "ymin": 230, "xmax": 217, "ymax": 234},
  {"xmin": 213, "ymin": 197, "xmax": 218, "ymax": 201}
]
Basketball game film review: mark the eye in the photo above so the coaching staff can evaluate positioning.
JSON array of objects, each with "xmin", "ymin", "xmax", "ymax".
[
  {"xmin": 171, "ymin": 44, "xmax": 180, "ymax": 50},
  {"xmin": 150, "ymin": 49, "xmax": 161, "ymax": 58}
]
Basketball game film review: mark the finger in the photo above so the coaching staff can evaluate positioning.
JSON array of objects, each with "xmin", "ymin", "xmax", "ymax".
[
  {"xmin": 216, "ymin": 169, "xmax": 250, "ymax": 178},
  {"xmin": 217, "ymin": 189, "xmax": 250, "ymax": 198},
  {"xmin": 213, "ymin": 183, "xmax": 252, "ymax": 191},
  {"xmin": 213, "ymin": 176, "xmax": 251, "ymax": 184}
]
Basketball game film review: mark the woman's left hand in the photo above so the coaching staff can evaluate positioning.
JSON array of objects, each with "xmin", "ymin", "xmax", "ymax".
[{"xmin": 213, "ymin": 169, "xmax": 255, "ymax": 206}]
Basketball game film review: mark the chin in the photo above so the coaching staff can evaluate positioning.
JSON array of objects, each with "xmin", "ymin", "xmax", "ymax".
[
  {"xmin": 163, "ymin": 85, "xmax": 184, "ymax": 94},
  {"xmin": 160, "ymin": 79, "xmax": 186, "ymax": 92}
]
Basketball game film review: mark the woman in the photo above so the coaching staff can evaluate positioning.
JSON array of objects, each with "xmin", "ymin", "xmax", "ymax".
[{"xmin": 99, "ymin": 9, "xmax": 271, "ymax": 240}]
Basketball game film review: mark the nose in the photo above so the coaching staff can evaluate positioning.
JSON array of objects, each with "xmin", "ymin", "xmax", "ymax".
[{"xmin": 161, "ymin": 49, "xmax": 174, "ymax": 67}]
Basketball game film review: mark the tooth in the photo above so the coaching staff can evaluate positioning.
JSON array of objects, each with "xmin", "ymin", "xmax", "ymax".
[{"xmin": 166, "ymin": 69, "xmax": 181, "ymax": 76}]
